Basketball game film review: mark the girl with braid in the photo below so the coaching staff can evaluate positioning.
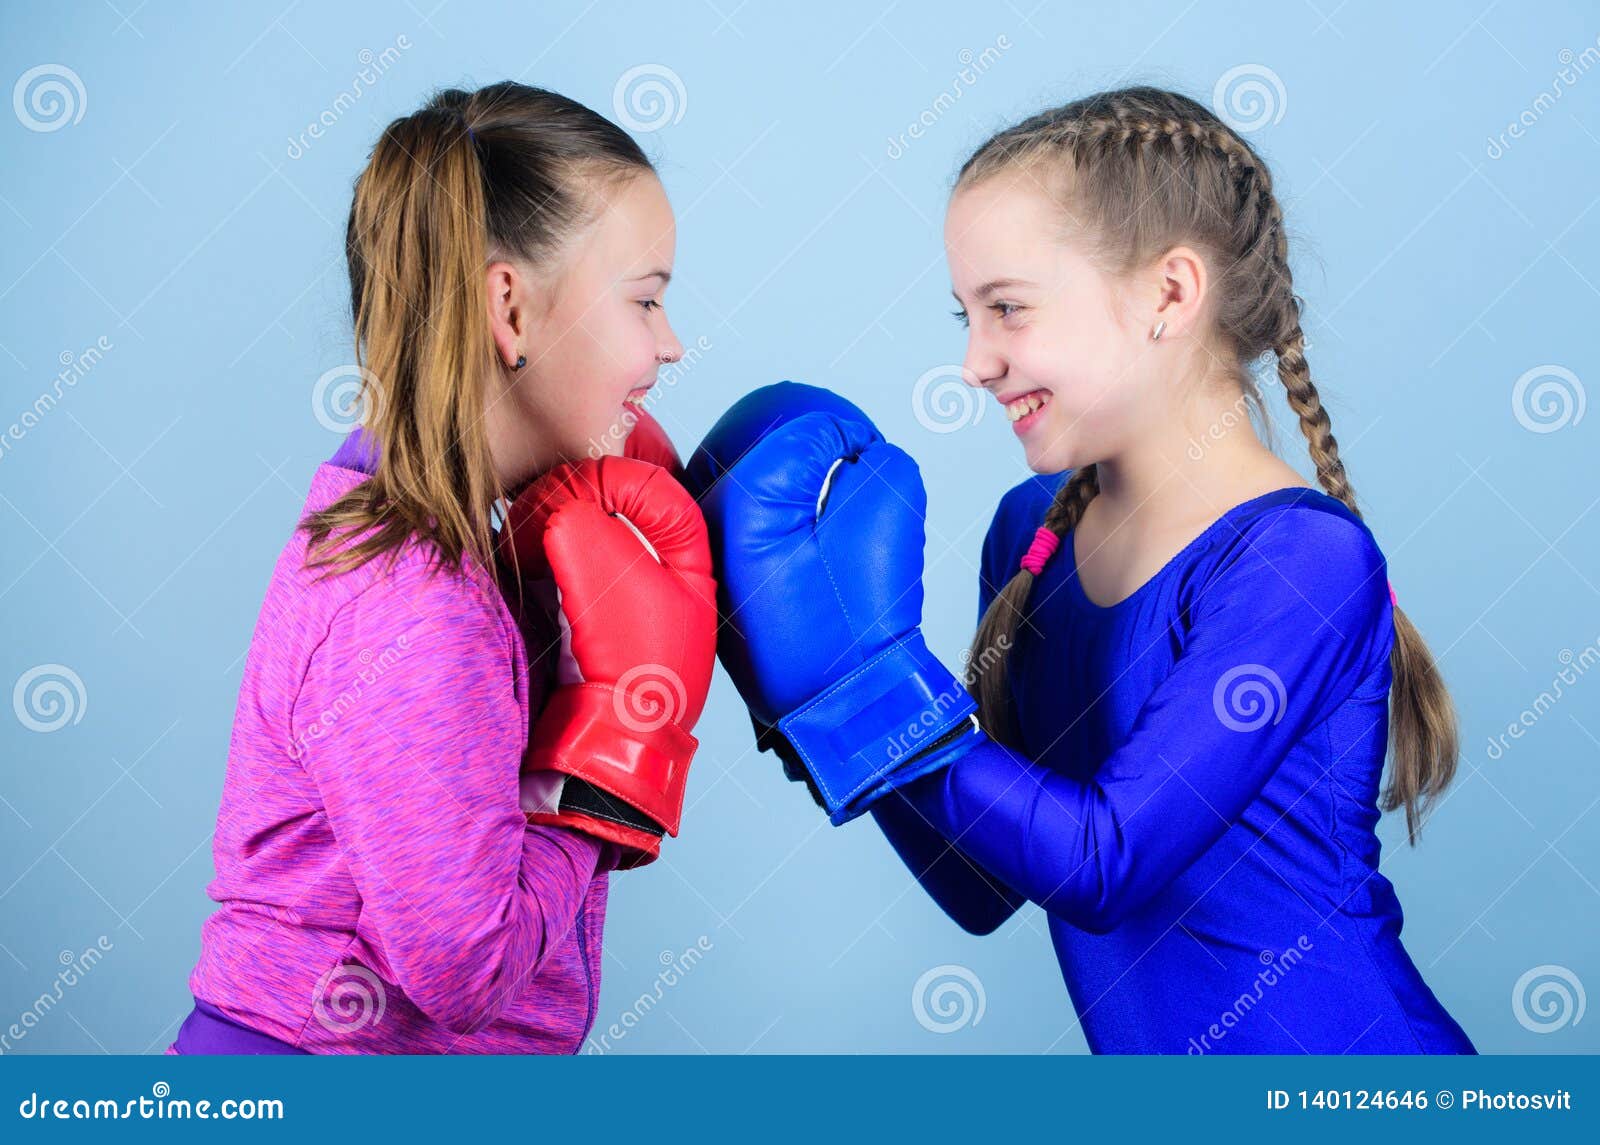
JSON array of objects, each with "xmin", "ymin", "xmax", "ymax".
[{"xmin": 859, "ymin": 86, "xmax": 1476, "ymax": 1052}]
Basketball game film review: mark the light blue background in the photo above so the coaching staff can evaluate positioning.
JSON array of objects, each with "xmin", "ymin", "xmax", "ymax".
[{"xmin": 1, "ymin": 1, "xmax": 1596, "ymax": 1054}]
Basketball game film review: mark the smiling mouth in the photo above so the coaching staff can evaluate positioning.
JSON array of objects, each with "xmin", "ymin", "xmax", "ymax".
[{"xmin": 1000, "ymin": 389, "xmax": 1052, "ymax": 422}]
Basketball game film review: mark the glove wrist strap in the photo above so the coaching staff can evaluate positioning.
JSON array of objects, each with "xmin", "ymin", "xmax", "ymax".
[
  {"xmin": 775, "ymin": 635, "xmax": 979, "ymax": 825},
  {"xmin": 525, "ymin": 684, "xmax": 697, "ymax": 836},
  {"xmin": 525, "ymin": 808, "xmax": 660, "ymax": 869}
]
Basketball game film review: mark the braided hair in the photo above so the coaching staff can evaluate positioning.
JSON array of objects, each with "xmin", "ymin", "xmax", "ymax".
[{"xmin": 961, "ymin": 87, "xmax": 1457, "ymax": 843}]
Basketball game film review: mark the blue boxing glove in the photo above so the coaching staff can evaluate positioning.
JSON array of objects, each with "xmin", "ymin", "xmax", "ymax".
[{"xmin": 683, "ymin": 382, "xmax": 981, "ymax": 825}]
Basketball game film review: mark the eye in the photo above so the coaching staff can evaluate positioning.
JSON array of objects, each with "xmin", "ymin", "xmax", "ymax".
[
  {"xmin": 949, "ymin": 307, "xmax": 969, "ymax": 328},
  {"xmin": 637, "ymin": 298, "xmax": 662, "ymax": 312},
  {"xmin": 991, "ymin": 301, "xmax": 1020, "ymax": 320}
]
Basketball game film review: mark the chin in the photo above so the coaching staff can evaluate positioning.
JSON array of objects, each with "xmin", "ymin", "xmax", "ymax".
[
  {"xmin": 1021, "ymin": 433, "xmax": 1076, "ymax": 475},
  {"xmin": 579, "ymin": 413, "xmax": 628, "ymax": 459},
  {"xmin": 1023, "ymin": 452, "xmax": 1073, "ymax": 476}
]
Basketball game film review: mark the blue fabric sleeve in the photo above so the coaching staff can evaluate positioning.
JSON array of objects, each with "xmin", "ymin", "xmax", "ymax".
[
  {"xmin": 864, "ymin": 488, "xmax": 1036, "ymax": 934},
  {"xmin": 899, "ymin": 505, "xmax": 1392, "ymax": 934},
  {"xmin": 868, "ymin": 793, "xmax": 1024, "ymax": 935}
]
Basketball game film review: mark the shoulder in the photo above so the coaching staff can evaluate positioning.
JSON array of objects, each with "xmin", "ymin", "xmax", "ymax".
[
  {"xmin": 292, "ymin": 464, "xmax": 512, "ymax": 640},
  {"xmin": 1194, "ymin": 487, "xmax": 1391, "ymax": 626},
  {"xmin": 335, "ymin": 544, "xmax": 515, "ymax": 650},
  {"xmin": 290, "ymin": 544, "xmax": 522, "ymax": 729},
  {"xmin": 283, "ymin": 512, "xmax": 518, "ymax": 688},
  {"xmin": 1212, "ymin": 488, "xmax": 1383, "ymax": 572}
]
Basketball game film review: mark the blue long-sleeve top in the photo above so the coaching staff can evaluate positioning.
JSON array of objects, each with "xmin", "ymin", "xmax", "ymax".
[{"xmin": 872, "ymin": 475, "xmax": 1475, "ymax": 1054}]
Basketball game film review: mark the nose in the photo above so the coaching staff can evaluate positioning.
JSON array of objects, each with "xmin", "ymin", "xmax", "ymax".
[
  {"xmin": 657, "ymin": 321, "xmax": 684, "ymax": 366},
  {"xmin": 962, "ymin": 330, "xmax": 1004, "ymax": 390}
]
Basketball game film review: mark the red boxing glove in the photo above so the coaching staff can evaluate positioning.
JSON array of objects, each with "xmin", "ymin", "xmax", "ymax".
[
  {"xmin": 622, "ymin": 404, "xmax": 684, "ymax": 480},
  {"xmin": 499, "ymin": 456, "xmax": 717, "ymax": 867}
]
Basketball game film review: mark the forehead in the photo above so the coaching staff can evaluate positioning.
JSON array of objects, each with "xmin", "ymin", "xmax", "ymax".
[
  {"xmin": 944, "ymin": 170, "xmax": 1062, "ymax": 280},
  {"xmin": 593, "ymin": 174, "xmax": 674, "ymax": 264}
]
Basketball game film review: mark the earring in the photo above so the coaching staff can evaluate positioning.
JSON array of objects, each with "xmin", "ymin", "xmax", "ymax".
[
  {"xmin": 514, "ymin": 353, "xmax": 526, "ymax": 369},
  {"xmin": 1150, "ymin": 320, "xmax": 1166, "ymax": 342}
]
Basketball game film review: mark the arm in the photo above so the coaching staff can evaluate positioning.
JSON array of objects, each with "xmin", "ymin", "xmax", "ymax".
[
  {"xmin": 296, "ymin": 555, "xmax": 602, "ymax": 1036},
  {"xmin": 866, "ymin": 488, "xmax": 1034, "ymax": 934},
  {"xmin": 899, "ymin": 508, "xmax": 1391, "ymax": 934},
  {"xmin": 869, "ymin": 793, "xmax": 1024, "ymax": 934}
]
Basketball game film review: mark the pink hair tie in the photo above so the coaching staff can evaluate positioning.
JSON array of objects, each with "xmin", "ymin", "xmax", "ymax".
[
  {"xmin": 1388, "ymin": 580, "xmax": 1398, "ymax": 607},
  {"xmin": 1019, "ymin": 526, "xmax": 1060, "ymax": 577}
]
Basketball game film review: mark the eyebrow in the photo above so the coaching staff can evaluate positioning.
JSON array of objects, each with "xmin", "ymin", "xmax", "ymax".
[
  {"xmin": 952, "ymin": 277, "xmax": 1035, "ymax": 304},
  {"xmin": 629, "ymin": 269, "xmax": 672, "ymax": 286}
]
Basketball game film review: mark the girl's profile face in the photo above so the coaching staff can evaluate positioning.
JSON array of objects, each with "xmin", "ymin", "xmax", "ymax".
[
  {"xmin": 945, "ymin": 170, "xmax": 1154, "ymax": 475},
  {"xmin": 500, "ymin": 172, "xmax": 683, "ymax": 472}
]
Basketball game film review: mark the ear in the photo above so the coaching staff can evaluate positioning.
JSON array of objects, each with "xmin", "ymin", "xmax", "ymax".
[
  {"xmin": 485, "ymin": 259, "xmax": 537, "ymax": 370},
  {"xmin": 1150, "ymin": 245, "xmax": 1208, "ymax": 339}
]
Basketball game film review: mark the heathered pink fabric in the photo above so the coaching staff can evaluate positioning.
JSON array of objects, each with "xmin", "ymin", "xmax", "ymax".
[{"xmin": 175, "ymin": 462, "xmax": 609, "ymax": 1054}]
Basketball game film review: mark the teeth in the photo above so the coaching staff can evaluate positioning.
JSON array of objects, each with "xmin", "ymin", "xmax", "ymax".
[
  {"xmin": 1004, "ymin": 391, "xmax": 1050, "ymax": 422},
  {"xmin": 623, "ymin": 394, "xmax": 647, "ymax": 407}
]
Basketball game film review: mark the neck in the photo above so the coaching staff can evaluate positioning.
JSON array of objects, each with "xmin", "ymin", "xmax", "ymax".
[
  {"xmin": 482, "ymin": 385, "xmax": 550, "ymax": 497},
  {"xmin": 1090, "ymin": 380, "xmax": 1284, "ymax": 528}
]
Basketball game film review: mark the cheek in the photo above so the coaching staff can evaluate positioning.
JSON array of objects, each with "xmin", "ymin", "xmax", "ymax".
[
  {"xmin": 590, "ymin": 310, "xmax": 662, "ymax": 401},
  {"xmin": 1014, "ymin": 320, "xmax": 1139, "ymax": 471},
  {"xmin": 1015, "ymin": 317, "xmax": 1126, "ymax": 414},
  {"xmin": 546, "ymin": 304, "xmax": 651, "ymax": 390}
]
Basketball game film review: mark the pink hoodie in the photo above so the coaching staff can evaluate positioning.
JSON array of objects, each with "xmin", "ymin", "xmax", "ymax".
[{"xmin": 175, "ymin": 459, "xmax": 608, "ymax": 1053}]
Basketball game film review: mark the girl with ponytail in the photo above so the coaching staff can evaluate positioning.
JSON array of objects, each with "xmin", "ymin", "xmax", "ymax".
[
  {"xmin": 866, "ymin": 86, "xmax": 1474, "ymax": 1052},
  {"xmin": 170, "ymin": 82, "xmax": 708, "ymax": 1054}
]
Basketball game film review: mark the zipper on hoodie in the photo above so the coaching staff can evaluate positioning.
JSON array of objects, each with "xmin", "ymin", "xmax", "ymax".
[{"xmin": 574, "ymin": 886, "xmax": 595, "ymax": 1050}]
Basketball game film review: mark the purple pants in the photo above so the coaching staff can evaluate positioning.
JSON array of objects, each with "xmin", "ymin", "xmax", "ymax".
[{"xmin": 169, "ymin": 998, "xmax": 309, "ymax": 1055}]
